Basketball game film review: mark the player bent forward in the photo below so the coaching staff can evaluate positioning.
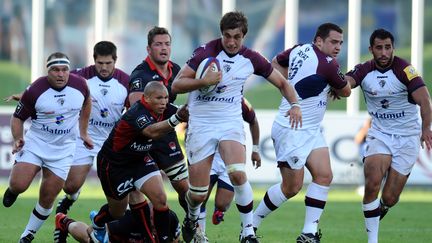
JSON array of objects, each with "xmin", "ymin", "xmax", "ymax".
[{"xmin": 90, "ymin": 81, "xmax": 188, "ymax": 243}]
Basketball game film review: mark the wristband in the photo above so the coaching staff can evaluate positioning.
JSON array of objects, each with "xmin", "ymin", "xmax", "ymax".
[
  {"xmin": 291, "ymin": 102, "xmax": 301, "ymax": 108},
  {"xmin": 168, "ymin": 114, "xmax": 181, "ymax": 128},
  {"xmin": 252, "ymin": 145, "xmax": 260, "ymax": 153}
]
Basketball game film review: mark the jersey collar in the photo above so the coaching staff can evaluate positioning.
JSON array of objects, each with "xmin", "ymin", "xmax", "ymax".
[{"xmin": 145, "ymin": 56, "xmax": 173, "ymax": 86}]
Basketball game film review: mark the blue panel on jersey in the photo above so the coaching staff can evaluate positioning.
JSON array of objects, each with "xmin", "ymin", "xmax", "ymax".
[{"xmin": 294, "ymin": 74, "xmax": 328, "ymax": 99}]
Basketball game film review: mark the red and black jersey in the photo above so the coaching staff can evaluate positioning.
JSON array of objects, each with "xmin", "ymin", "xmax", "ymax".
[
  {"xmin": 129, "ymin": 57, "xmax": 181, "ymax": 103},
  {"xmin": 99, "ymin": 98, "xmax": 176, "ymax": 165}
]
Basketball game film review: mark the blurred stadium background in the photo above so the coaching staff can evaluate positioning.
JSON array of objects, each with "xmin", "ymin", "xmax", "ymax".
[{"xmin": 0, "ymin": 0, "xmax": 431, "ymax": 185}]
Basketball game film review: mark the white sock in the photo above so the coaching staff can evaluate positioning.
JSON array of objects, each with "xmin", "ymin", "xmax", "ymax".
[
  {"xmin": 253, "ymin": 183, "xmax": 287, "ymax": 228},
  {"xmin": 198, "ymin": 207, "xmax": 207, "ymax": 232},
  {"xmin": 363, "ymin": 198, "xmax": 380, "ymax": 243},
  {"xmin": 21, "ymin": 202, "xmax": 52, "ymax": 238},
  {"xmin": 302, "ymin": 182, "xmax": 329, "ymax": 234},
  {"xmin": 233, "ymin": 181, "xmax": 254, "ymax": 236}
]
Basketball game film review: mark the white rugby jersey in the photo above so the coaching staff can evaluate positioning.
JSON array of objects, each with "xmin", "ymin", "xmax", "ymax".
[
  {"xmin": 14, "ymin": 74, "xmax": 89, "ymax": 160},
  {"xmin": 73, "ymin": 66, "xmax": 129, "ymax": 144},
  {"xmin": 347, "ymin": 56, "xmax": 425, "ymax": 136},
  {"xmin": 274, "ymin": 44, "xmax": 347, "ymax": 129},
  {"xmin": 186, "ymin": 38, "xmax": 273, "ymax": 126}
]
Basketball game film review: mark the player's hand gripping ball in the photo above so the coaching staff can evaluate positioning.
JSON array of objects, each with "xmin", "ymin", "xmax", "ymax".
[{"xmin": 195, "ymin": 57, "xmax": 221, "ymax": 95}]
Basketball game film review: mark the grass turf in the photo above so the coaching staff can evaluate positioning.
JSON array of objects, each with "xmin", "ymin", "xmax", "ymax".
[{"xmin": 0, "ymin": 182, "xmax": 431, "ymax": 242}]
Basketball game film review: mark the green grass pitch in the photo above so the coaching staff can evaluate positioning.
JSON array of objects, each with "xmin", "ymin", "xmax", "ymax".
[{"xmin": 0, "ymin": 182, "xmax": 431, "ymax": 243}]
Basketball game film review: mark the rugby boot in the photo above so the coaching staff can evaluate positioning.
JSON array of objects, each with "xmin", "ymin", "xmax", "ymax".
[{"xmin": 56, "ymin": 195, "xmax": 75, "ymax": 214}]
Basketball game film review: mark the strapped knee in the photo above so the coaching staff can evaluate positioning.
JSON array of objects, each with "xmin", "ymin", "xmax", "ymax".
[{"xmin": 226, "ymin": 163, "xmax": 245, "ymax": 174}]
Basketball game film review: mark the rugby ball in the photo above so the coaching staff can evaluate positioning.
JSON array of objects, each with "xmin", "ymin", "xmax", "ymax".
[{"xmin": 195, "ymin": 57, "xmax": 221, "ymax": 95}]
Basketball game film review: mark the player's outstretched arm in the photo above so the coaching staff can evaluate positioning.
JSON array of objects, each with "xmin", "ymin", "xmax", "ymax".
[
  {"xmin": 142, "ymin": 105, "xmax": 188, "ymax": 139},
  {"xmin": 4, "ymin": 93, "xmax": 23, "ymax": 102}
]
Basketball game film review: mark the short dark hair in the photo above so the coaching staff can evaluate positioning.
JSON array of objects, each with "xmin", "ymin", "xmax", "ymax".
[
  {"xmin": 313, "ymin": 23, "xmax": 343, "ymax": 42},
  {"xmin": 93, "ymin": 41, "xmax": 117, "ymax": 61},
  {"xmin": 369, "ymin": 28, "xmax": 394, "ymax": 47},
  {"xmin": 220, "ymin": 11, "xmax": 248, "ymax": 35},
  {"xmin": 147, "ymin": 26, "xmax": 171, "ymax": 46},
  {"xmin": 46, "ymin": 52, "xmax": 69, "ymax": 62}
]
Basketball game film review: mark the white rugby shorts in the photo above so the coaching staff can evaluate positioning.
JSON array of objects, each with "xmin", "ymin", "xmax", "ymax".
[
  {"xmin": 364, "ymin": 128, "xmax": 420, "ymax": 175},
  {"xmin": 272, "ymin": 122, "xmax": 327, "ymax": 170},
  {"xmin": 15, "ymin": 149, "xmax": 74, "ymax": 180},
  {"xmin": 186, "ymin": 121, "xmax": 245, "ymax": 164},
  {"xmin": 72, "ymin": 138, "xmax": 103, "ymax": 166}
]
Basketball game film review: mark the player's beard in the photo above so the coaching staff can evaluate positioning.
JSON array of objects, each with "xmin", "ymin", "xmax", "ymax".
[
  {"xmin": 154, "ymin": 58, "xmax": 168, "ymax": 66},
  {"xmin": 375, "ymin": 55, "xmax": 393, "ymax": 69}
]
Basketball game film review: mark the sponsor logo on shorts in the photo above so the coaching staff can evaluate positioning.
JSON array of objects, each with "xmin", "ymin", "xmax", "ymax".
[
  {"xmin": 169, "ymin": 151, "xmax": 182, "ymax": 157},
  {"xmin": 290, "ymin": 156, "xmax": 299, "ymax": 164},
  {"xmin": 169, "ymin": 142, "xmax": 176, "ymax": 151},
  {"xmin": 117, "ymin": 178, "xmax": 134, "ymax": 196}
]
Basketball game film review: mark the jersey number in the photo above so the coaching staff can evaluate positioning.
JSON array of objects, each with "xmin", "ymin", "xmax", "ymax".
[{"xmin": 288, "ymin": 56, "xmax": 303, "ymax": 80}]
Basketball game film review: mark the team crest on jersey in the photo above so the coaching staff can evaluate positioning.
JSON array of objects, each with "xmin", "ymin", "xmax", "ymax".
[
  {"xmin": 136, "ymin": 115, "xmax": 150, "ymax": 128},
  {"xmin": 57, "ymin": 98, "xmax": 65, "ymax": 106},
  {"xmin": 100, "ymin": 88, "xmax": 108, "ymax": 96},
  {"xmin": 379, "ymin": 80, "xmax": 386, "ymax": 88},
  {"xmin": 216, "ymin": 85, "xmax": 227, "ymax": 94},
  {"xmin": 223, "ymin": 64, "xmax": 231, "ymax": 73},
  {"xmin": 100, "ymin": 108, "xmax": 109, "ymax": 118},
  {"xmin": 403, "ymin": 65, "xmax": 419, "ymax": 81},
  {"xmin": 169, "ymin": 142, "xmax": 177, "ymax": 151},
  {"xmin": 131, "ymin": 79, "xmax": 142, "ymax": 91},
  {"xmin": 380, "ymin": 99, "xmax": 389, "ymax": 109},
  {"xmin": 55, "ymin": 115, "xmax": 65, "ymax": 125}
]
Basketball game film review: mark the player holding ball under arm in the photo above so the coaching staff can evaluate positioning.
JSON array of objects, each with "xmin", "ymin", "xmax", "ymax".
[{"xmin": 171, "ymin": 11, "xmax": 301, "ymax": 243}]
